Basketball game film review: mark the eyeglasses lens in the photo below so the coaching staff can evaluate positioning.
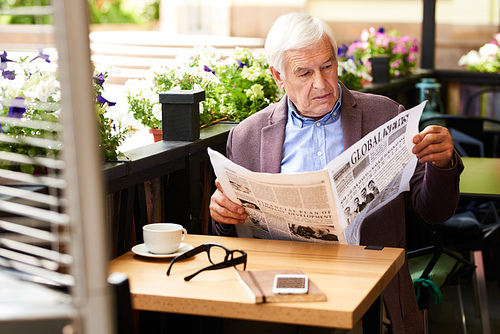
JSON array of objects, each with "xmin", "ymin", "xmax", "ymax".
[{"xmin": 208, "ymin": 245, "xmax": 228, "ymax": 264}]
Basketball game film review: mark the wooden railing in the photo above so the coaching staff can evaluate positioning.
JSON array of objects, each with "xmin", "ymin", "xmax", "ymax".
[{"xmin": 103, "ymin": 122, "xmax": 236, "ymax": 258}]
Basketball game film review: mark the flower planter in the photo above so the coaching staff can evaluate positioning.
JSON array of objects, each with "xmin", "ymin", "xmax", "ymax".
[
  {"xmin": 370, "ymin": 56, "xmax": 391, "ymax": 84},
  {"xmin": 159, "ymin": 90, "xmax": 205, "ymax": 141},
  {"xmin": 149, "ymin": 128, "xmax": 163, "ymax": 142}
]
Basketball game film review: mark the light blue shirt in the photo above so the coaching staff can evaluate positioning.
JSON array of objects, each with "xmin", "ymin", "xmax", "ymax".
[{"xmin": 281, "ymin": 84, "xmax": 343, "ymax": 173}]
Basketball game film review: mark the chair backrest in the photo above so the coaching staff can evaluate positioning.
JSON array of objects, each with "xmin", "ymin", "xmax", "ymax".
[
  {"xmin": 448, "ymin": 128, "xmax": 484, "ymax": 158},
  {"xmin": 108, "ymin": 273, "xmax": 135, "ymax": 334},
  {"xmin": 419, "ymin": 114, "xmax": 500, "ymax": 157},
  {"xmin": 463, "ymin": 86, "xmax": 500, "ymax": 119}
]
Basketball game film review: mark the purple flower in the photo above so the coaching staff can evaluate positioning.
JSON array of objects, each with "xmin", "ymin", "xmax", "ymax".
[
  {"xmin": 1, "ymin": 51, "xmax": 13, "ymax": 70},
  {"xmin": 203, "ymin": 65, "xmax": 215, "ymax": 74},
  {"xmin": 97, "ymin": 95, "xmax": 116, "ymax": 107},
  {"xmin": 378, "ymin": 27, "xmax": 385, "ymax": 34},
  {"xmin": 1, "ymin": 97, "xmax": 26, "ymax": 133},
  {"xmin": 2, "ymin": 70, "xmax": 15, "ymax": 80},
  {"xmin": 8, "ymin": 97, "xmax": 27, "ymax": 118},
  {"xmin": 237, "ymin": 60, "xmax": 247, "ymax": 69},
  {"xmin": 31, "ymin": 46, "xmax": 50, "ymax": 63},
  {"xmin": 338, "ymin": 44, "xmax": 349, "ymax": 57},
  {"xmin": 94, "ymin": 73, "xmax": 105, "ymax": 87}
]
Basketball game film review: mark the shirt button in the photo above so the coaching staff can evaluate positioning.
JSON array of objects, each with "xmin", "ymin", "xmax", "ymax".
[
  {"xmin": 316, "ymin": 122, "xmax": 321, "ymax": 127},
  {"xmin": 317, "ymin": 151, "xmax": 323, "ymax": 156}
]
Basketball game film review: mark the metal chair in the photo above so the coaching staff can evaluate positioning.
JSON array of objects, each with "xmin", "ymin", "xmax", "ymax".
[
  {"xmin": 411, "ymin": 114, "xmax": 500, "ymax": 332},
  {"xmin": 108, "ymin": 273, "xmax": 135, "ymax": 334},
  {"xmin": 419, "ymin": 114, "xmax": 500, "ymax": 158},
  {"xmin": 406, "ymin": 208, "xmax": 477, "ymax": 334},
  {"xmin": 463, "ymin": 86, "xmax": 500, "ymax": 120}
]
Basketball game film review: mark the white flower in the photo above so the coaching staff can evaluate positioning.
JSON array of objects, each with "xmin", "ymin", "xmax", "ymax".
[
  {"xmin": 152, "ymin": 103, "xmax": 162, "ymax": 120},
  {"xmin": 245, "ymin": 84, "xmax": 264, "ymax": 101},
  {"xmin": 148, "ymin": 65, "xmax": 169, "ymax": 81},
  {"xmin": 241, "ymin": 65, "xmax": 262, "ymax": 81},
  {"xmin": 93, "ymin": 63, "xmax": 120, "ymax": 77},
  {"xmin": 124, "ymin": 78, "xmax": 153, "ymax": 97},
  {"xmin": 458, "ymin": 50, "xmax": 481, "ymax": 66},
  {"xmin": 338, "ymin": 58, "xmax": 359, "ymax": 75},
  {"xmin": 478, "ymin": 43, "xmax": 499, "ymax": 57},
  {"xmin": 194, "ymin": 45, "xmax": 222, "ymax": 65},
  {"xmin": 35, "ymin": 80, "xmax": 53, "ymax": 102},
  {"xmin": 233, "ymin": 47, "xmax": 253, "ymax": 61}
]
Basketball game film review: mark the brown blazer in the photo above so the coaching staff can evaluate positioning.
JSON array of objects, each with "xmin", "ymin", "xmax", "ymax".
[{"xmin": 212, "ymin": 82, "xmax": 463, "ymax": 333}]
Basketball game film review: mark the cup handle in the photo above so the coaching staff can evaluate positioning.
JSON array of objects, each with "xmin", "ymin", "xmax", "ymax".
[{"xmin": 181, "ymin": 228, "xmax": 187, "ymax": 242}]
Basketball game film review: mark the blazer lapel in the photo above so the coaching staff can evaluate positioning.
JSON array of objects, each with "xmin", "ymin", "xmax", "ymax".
[
  {"xmin": 340, "ymin": 82, "xmax": 363, "ymax": 150},
  {"xmin": 258, "ymin": 87, "xmax": 362, "ymax": 173},
  {"xmin": 260, "ymin": 97, "xmax": 288, "ymax": 173}
]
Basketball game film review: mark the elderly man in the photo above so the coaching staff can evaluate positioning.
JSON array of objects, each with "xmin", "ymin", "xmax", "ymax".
[{"xmin": 210, "ymin": 12, "xmax": 462, "ymax": 334}]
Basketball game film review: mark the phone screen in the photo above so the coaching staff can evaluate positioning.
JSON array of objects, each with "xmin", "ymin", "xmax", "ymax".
[{"xmin": 272, "ymin": 274, "xmax": 308, "ymax": 294}]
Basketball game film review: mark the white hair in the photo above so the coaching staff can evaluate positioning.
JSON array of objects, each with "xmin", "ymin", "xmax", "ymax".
[{"xmin": 265, "ymin": 12, "xmax": 338, "ymax": 76}]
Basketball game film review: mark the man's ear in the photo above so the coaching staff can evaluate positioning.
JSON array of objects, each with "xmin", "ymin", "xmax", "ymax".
[{"xmin": 270, "ymin": 66, "xmax": 285, "ymax": 89}]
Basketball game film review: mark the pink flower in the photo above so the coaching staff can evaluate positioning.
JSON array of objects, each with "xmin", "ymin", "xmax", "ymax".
[
  {"xmin": 401, "ymin": 36, "xmax": 411, "ymax": 43},
  {"xmin": 375, "ymin": 35, "xmax": 389, "ymax": 48},
  {"xmin": 393, "ymin": 45, "xmax": 408, "ymax": 54},
  {"xmin": 361, "ymin": 29, "xmax": 370, "ymax": 42},
  {"xmin": 391, "ymin": 59, "xmax": 402, "ymax": 68}
]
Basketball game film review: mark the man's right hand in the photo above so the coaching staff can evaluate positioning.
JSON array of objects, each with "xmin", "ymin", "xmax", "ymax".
[{"xmin": 209, "ymin": 180, "xmax": 247, "ymax": 226}]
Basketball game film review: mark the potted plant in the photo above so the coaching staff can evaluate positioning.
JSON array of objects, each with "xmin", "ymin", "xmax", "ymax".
[
  {"xmin": 458, "ymin": 32, "xmax": 500, "ymax": 72},
  {"xmin": 125, "ymin": 46, "xmax": 283, "ymax": 141},
  {"xmin": 345, "ymin": 27, "xmax": 419, "ymax": 81},
  {"xmin": 337, "ymin": 44, "xmax": 371, "ymax": 89},
  {"xmin": 0, "ymin": 48, "xmax": 132, "ymax": 171}
]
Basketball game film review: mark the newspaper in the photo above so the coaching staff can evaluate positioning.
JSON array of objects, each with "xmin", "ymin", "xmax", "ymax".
[{"xmin": 208, "ymin": 101, "xmax": 425, "ymax": 245}]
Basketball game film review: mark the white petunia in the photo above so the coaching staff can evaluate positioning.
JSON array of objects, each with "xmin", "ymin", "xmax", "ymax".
[
  {"xmin": 36, "ymin": 81, "xmax": 52, "ymax": 102},
  {"xmin": 124, "ymin": 78, "xmax": 153, "ymax": 97},
  {"xmin": 458, "ymin": 50, "xmax": 481, "ymax": 66},
  {"xmin": 479, "ymin": 43, "xmax": 499, "ymax": 57},
  {"xmin": 152, "ymin": 103, "xmax": 162, "ymax": 120},
  {"xmin": 241, "ymin": 65, "xmax": 262, "ymax": 81}
]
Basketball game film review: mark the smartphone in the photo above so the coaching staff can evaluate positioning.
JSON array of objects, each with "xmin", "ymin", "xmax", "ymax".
[{"xmin": 272, "ymin": 274, "xmax": 309, "ymax": 294}]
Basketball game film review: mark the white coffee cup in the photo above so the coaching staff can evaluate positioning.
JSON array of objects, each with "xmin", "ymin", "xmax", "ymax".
[{"xmin": 143, "ymin": 223, "xmax": 187, "ymax": 254}]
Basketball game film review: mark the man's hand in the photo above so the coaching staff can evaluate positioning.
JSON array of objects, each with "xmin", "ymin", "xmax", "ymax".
[
  {"xmin": 209, "ymin": 180, "xmax": 247, "ymax": 226},
  {"xmin": 412, "ymin": 125, "xmax": 454, "ymax": 168}
]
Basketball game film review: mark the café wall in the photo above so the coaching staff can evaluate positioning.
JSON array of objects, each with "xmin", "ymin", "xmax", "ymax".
[{"xmin": 159, "ymin": 0, "xmax": 500, "ymax": 70}]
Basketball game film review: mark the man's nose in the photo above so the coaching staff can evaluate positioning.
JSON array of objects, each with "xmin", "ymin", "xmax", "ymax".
[{"xmin": 312, "ymin": 71, "xmax": 326, "ymax": 89}]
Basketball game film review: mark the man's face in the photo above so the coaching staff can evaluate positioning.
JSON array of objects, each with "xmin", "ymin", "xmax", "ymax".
[{"xmin": 270, "ymin": 37, "xmax": 339, "ymax": 120}]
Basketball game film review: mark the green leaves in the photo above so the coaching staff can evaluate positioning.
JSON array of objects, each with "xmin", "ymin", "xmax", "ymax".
[{"xmin": 126, "ymin": 46, "xmax": 283, "ymax": 129}]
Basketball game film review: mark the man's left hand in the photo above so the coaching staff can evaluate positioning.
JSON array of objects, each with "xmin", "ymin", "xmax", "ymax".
[{"xmin": 412, "ymin": 125, "xmax": 454, "ymax": 168}]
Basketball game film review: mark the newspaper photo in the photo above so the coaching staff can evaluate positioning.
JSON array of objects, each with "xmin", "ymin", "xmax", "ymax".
[{"xmin": 208, "ymin": 101, "xmax": 425, "ymax": 245}]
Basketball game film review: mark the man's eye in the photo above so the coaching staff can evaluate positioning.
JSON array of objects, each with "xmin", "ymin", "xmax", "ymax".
[{"xmin": 300, "ymin": 71, "xmax": 310, "ymax": 77}]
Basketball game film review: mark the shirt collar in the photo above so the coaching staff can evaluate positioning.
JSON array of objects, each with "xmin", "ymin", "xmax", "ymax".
[{"xmin": 288, "ymin": 84, "xmax": 342, "ymax": 128}]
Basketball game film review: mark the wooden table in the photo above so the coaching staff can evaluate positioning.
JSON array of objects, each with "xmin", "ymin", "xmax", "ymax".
[
  {"xmin": 108, "ymin": 234, "xmax": 405, "ymax": 331},
  {"xmin": 460, "ymin": 157, "xmax": 500, "ymax": 201}
]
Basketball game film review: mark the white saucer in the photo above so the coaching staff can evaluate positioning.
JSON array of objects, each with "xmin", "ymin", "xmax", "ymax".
[{"xmin": 131, "ymin": 243, "xmax": 193, "ymax": 258}]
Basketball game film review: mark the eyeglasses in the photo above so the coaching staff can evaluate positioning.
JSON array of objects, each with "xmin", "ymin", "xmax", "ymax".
[{"xmin": 166, "ymin": 243, "xmax": 247, "ymax": 281}]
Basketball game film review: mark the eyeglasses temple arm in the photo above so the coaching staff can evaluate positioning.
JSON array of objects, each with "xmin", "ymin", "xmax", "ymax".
[
  {"xmin": 166, "ymin": 245, "xmax": 208, "ymax": 276},
  {"xmin": 184, "ymin": 256, "xmax": 247, "ymax": 281}
]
